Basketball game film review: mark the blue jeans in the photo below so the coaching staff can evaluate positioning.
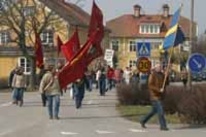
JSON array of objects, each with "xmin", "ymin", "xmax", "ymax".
[
  {"xmin": 140, "ymin": 100, "xmax": 167, "ymax": 129},
  {"xmin": 99, "ymin": 78, "xmax": 106, "ymax": 96},
  {"xmin": 13, "ymin": 88, "xmax": 24, "ymax": 101},
  {"xmin": 73, "ymin": 83, "xmax": 85, "ymax": 108},
  {"xmin": 107, "ymin": 78, "xmax": 114, "ymax": 90},
  {"xmin": 85, "ymin": 76, "xmax": 93, "ymax": 91},
  {"xmin": 46, "ymin": 95, "xmax": 60, "ymax": 118}
]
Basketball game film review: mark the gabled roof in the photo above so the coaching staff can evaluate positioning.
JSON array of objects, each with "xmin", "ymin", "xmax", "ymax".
[
  {"xmin": 106, "ymin": 14, "xmax": 196, "ymax": 38},
  {"xmin": 39, "ymin": 0, "xmax": 91, "ymax": 27}
]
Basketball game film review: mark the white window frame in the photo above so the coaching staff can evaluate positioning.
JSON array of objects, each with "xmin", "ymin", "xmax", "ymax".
[
  {"xmin": 18, "ymin": 57, "xmax": 31, "ymax": 75},
  {"xmin": 40, "ymin": 30, "xmax": 54, "ymax": 46},
  {"xmin": 0, "ymin": 31, "xmax": 9, "ymax": 44},
  {"xmin": 139, "ymin": 24, "xmax": 160, "ymax": 34},
  {"xmin": 129, "ymin": 60, "xmax": 137, "ymax": 68},
  {"xmin": 151, "ymin": 42, "xmax": 162, "ymax": 50},
  {"xmin": 129, "ymin": 40, "xmax": 136, "ymax": 52},
  {"xmin": 111, "ymin": 39, "xmax": 119, "ymax": 51}
]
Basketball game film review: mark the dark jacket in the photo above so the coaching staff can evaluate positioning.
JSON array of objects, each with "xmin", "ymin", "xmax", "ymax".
[{"xmin": 148, "ymin": 71, "xmax": 164, "ymax": 101}]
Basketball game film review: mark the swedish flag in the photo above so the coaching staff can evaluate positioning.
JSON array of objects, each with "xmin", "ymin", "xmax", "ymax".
[{"xmin": 162, "ymin": 7, "xmax": 185, "ymax": 50}]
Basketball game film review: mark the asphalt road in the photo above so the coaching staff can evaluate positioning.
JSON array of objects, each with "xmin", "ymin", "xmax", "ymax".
[{"xmin": 0, "ymin": 87, "xmax": 205, "ymax": 137}]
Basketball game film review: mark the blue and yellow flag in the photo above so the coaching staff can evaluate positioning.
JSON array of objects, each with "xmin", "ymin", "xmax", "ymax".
[{"xmin": 162, "ymin": 6, "xmax": 185, "ymax": 50}]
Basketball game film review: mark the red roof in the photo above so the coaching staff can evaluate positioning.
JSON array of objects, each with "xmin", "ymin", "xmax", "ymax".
[
  {"xmin": 106, "ymin": 14, "xmax": 196, "ymax": 38},
  {"xmin": 39, "ymin": 0, "xmax": 90, "ymax": 27}
]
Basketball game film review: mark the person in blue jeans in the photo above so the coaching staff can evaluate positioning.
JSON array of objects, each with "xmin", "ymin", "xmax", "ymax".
[
  {"xmin": 11, "ymin": 67, "xmax": 27, "ymax": 107},
  {"xmin": 140, "ymin": 63, "xmax": 168, "ymax": 131},
  {"xmin": 73, "ymin": 76, "xmax": 86, "ymax": 109},
  {"xmin": 39, "ymin": 64, "xmax": 61, "ymax": 120},
  {"xmin": 99, "ymin": 68, "xmax": 106, "ymax": 96}
]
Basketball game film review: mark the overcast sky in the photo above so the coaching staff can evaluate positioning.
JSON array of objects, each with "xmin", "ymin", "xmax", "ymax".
[{"xmin": 72, "ymin": 0, "xmax": 205, "ymax": 35}]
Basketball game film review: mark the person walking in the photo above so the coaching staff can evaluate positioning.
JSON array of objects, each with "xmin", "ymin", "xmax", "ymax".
[
  {"xmin": 73, "ymin": 76, "xmax": 86, "ymax": 109},
  {"xmin": 11, "ymin": 67, "xmax": 27, "ymax": 107},
  {"xmin": 8, "ymin": 67, "xmax": 18, "ymax": 104},
  {"xmin": 99, "ymin": 67, "xmax": 107, "ymax": 96},
  {"xmin": 38, "ymin": 65, "xmax": 47, "ymax": 107},
  {"xmin": 39, "ymin": 64, "xmax": 61, "ymax": 120},
  {"xmin": 181, "ymin": 68, "xmax": 188, "ymax": 87},
  {"xmin": 106, "ymin": 65, "xmax": 114, "ymax": 90},
  {"xmin": 140, "ymin": 63, "xmax": 168, "ymax": 131}
]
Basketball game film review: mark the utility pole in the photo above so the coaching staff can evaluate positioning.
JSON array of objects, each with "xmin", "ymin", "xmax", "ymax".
[{"xmin": 188, "ymin": 0, "xmax": 194, "ymax": 87}]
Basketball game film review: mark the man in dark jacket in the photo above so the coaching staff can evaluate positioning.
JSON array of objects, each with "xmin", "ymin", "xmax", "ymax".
[{"xmin": 140, "ymin": 63, "xmax": 168, "ymax": 131}]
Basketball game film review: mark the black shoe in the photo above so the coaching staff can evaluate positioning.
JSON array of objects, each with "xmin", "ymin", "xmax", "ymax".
[
  {"xmin": 54, "ymin": 116, "xmax": 59, "ymax": 120},
  {"xmin": 160, "ymin": 127, "xmax": 169, "ymax": 131},
  {"xmin": 140, "ymin": 121, "xmax": 146, "ymax": 128},
  {"xmin": 49, "ymin": 116, "xmax": 53, "ymax": 120},
  {"xmin": 19, "ymin": 100, "xmax": 23, "ymax": 107}
]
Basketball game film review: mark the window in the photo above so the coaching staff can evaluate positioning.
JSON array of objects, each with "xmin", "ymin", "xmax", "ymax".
[
  {"xmin": 129, "ymin": 40, "xmax": 136, "ymax": 52},
  {"xmin": 111, "ymin": 40, "xmax": 119, "ymax": 51},
  {"xmin": 18, "ymin": 57, "xmax": 31, "ymax": 74},
  {"xmin": 22, "ymin": 6, "xmax": 35, "ymax": 16},
  {"xmin": 151, "ymin": 42, "xmax": 162, "ymax": 50},
  {"xmin": 129, "ymin": 60, "xmax": 137, "ymax": 68},
  {"xmin": 0, "ymin": 31, "xmax": 9, "ymax": 44},
  {"xmin": 139, "ymin": 24, "xmax": 160, "ymax": 34},
  {"xmin": 41, "ymin": 30, "xmax": 54, "ymax": 46}
]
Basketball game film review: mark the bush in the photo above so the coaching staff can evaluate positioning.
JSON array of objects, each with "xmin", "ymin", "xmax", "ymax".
[
  {"xmin": 162, "ymin": 86, "xmax": 185, "ymax": 114},
  {"xmin": 177, "ymin": 84, "xmax": 206, "ymax": 124},
  {"xmin": 116, "ymin": 83, "xmax": 150, "ymax": 105},
  {"xmin": 117, "ymin": 82, "xmax": 206, "ymax": 124}
]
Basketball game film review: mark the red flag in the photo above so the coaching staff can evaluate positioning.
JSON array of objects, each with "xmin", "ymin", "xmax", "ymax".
[
  {"xmin": 61, "ymin": 28, "xmax": 80, "ymax": 62},
  {"xmin": 57, "ymin": 35, "xmax": 63, "ymax": 56},
  {"xmin": 86, "ymin": 0, "xmax": 104, "ymax": 65},
  {"xmin": 35, "ymin": 33, "xmax": 44, "ymax": 68},
  {"xmin": 58, "ymin": 31, "xmax": 97, "ymax": 89},
  {"xmin": 88, "ymin": 1, "xmax": 104, "ymax": 42}
]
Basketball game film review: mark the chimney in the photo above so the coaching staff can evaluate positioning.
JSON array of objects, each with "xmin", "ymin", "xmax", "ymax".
[
  {"xmin": 133, "ymin": 4, "xmax": 141, "ymax": 18},
  {"xmin": 162, "ymin": 4, "xmax": 169, "ymax": 18}
]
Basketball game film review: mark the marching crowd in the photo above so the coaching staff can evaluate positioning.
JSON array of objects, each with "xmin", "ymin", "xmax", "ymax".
[{"xmin": 8, "ymin": 61, "xmax": 140, "ymax": 120}]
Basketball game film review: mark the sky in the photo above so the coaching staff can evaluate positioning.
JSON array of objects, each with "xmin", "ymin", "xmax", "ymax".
[{"xmin": 71, "ymin": 0, "xmax": 205, "ymax": 35}]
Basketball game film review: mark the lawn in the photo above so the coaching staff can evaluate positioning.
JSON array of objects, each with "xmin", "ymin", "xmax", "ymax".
[{"xmin": 116, "ymin": 105, "xmax": 181, "ymax": 124}]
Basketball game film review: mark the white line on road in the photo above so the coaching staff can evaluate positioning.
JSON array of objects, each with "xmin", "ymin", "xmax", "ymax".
[
  {"xmin": 96, "ymin": 130, "xmax": 115, "ymax": 134},
  {"xmin": 0, "ymin": 130, "xmax": 12, "ymax": 136},
  {"xmin": 129, "ymin": 128, "xmax": 147, "ymax": 133},
  {"xmin": 0, "ymin": 102, "xmax": 12, "ymax": 108},
  {"xmin": 61, "ymin": 131, "xmax": 79, "ymax": 135},
  {"xmin": 86, "ymin": 100, "xmax": 93, "ymax": 105}
]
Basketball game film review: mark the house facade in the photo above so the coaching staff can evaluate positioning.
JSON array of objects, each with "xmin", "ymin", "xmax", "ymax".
[
  {"xmin": 0, "ymin": 0, "xmax": 109, "ymax": 87},
  {"xmin": 106, "ymin": 4, "xmax": 197, "ymax": 71}
]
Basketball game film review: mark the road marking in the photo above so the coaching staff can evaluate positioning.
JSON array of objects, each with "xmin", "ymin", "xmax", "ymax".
[
  {"xmin": 87, "ymin": 100, "xmax": 93, "ymax": 105},
  {"xmin": 0, "ymin": 130, "xmax": 12, "ymax": 136},
  {"xmin": 61, "ymin": 131, "xmax": 79, "ymax": 135},
  {"xmin": 0, "ymin": 102, "xmax": 12, "ymax": 108},
  {"xmin": 129, "ymin": 129, "xmax": 147, "ymax": 133},
  {"xmin": 96, "ymin": 130, "xmax": 115, "ymax": 134}
]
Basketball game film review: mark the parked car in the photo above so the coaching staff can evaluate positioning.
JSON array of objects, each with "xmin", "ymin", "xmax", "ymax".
[{"xmin": 192, "ymin": 72, "xmax": 202, "ymax": 82}]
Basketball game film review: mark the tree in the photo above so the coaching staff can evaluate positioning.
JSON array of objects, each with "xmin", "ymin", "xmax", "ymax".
[
  {"xmin": 0, "ymin": 0, "xmax": 73, "ymax": 90},
  {"xmin": 192, "ymin": 34, "xmax": 206, "ymax": 55}
]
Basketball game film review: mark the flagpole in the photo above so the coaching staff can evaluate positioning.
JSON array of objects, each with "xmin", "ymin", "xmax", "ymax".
[{"xmin": 162, "ymin": 47, "xmax": 174, "ymax": 90}]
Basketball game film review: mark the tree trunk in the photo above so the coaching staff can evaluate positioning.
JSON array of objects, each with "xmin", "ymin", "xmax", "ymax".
[{"xmin": 28, "ymin": 56, "xmax": 36, "ymax": 91}]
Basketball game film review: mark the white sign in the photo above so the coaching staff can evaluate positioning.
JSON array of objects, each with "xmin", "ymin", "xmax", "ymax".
[{"xmin": 104, "ymin": 49, "xmax": 114, "ymax": 61}]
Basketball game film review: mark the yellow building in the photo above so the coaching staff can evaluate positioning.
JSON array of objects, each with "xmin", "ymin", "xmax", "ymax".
[
  {"xmin": 106, "ymin": 4, "xmax": 197, "ymax": 72},
  {"xmin": 0, "ymin": 0, "xmax": 109, "ymax": 87}
]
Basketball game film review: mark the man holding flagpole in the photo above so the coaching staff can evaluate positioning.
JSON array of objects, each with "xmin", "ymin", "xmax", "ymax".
[
  {"xmin": 140, "ymin": 5, "xmax": 185, "ymax": 130},
  {"xmin": 140, "ymin": 63, "xmax": 168, "ymax": 131}
]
